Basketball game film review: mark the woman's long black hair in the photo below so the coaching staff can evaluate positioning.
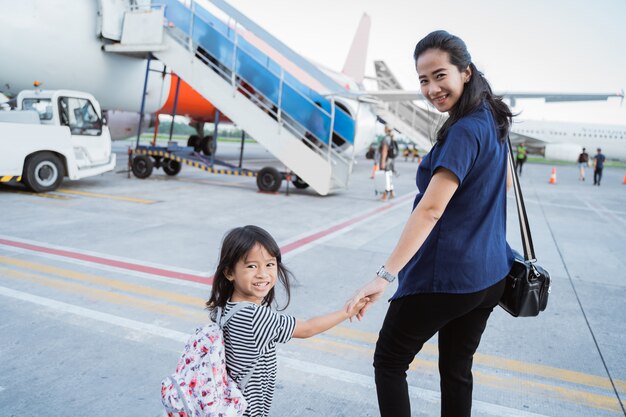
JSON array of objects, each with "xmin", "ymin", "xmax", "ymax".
[
  {"xmin": 206, "ymin": 225, "xmax": 293, "ymax": 313},
  {"xmin": 414, "ymin": 30, "xmax": 514, "ymax": 143}
]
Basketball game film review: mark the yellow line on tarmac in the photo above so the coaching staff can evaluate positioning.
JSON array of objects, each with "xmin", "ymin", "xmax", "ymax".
[
  {"xmin": 56, "ymin": 188, "xmax": 158, "ymax": 204},
  {"xmin": 3, "ymin": 255, "xmax": 625, "ymax": 400},
  {"xmin": 2, "ymin": 268, "xmax": 206, "ymax": 322},
  {"xmin": 327, "ymin": 326, "xmax": 626, "ymax": 394},
  {"xmin": 0, "ymin": 255, "xmax": 206, "ymax": 308},
  {"xmin": 0, "ymin": 189, "xmax": 72, "ymax": 199},
  {"xmin": 295, "ymin": 336, "xmax": 624, "ymax": 413}
]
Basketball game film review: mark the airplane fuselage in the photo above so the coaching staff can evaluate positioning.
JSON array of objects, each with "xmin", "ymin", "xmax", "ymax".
[{"xmin": 511, "ymin": 119, "xmax": 626, "ymax": 161}]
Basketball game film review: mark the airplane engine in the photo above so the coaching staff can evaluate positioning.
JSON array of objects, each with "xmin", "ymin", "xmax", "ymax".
[
  {"xmin": 543, "ymin": 143, "xmax": 584, "ymax": 162},
  {"xmin": 105, "ymin": 110, "xmax": 152, "ymax": 141}
]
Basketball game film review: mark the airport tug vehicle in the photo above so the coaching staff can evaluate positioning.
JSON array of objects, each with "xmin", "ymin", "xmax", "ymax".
[
  {"xmin": 0, "ymin": 89, "xmax": 116, "ymax": 192},
  {"xmin": 130, "ymin": 140, "xmax": 307, "ymax": 194}
]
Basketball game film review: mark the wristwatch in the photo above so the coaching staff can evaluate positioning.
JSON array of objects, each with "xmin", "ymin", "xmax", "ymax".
[{"xmin": 376, "ymin": 265, "xmax": 397, "ymax": 282}]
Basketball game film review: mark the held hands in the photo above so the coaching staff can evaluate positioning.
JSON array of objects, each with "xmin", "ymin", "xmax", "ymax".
[
  {"xmin": 346, "ymin": 296, "xmax": 370, "ymax": 322},
  {"xmin": 345, "ymin": 276, "xmax": 390, "ymax": 321}
]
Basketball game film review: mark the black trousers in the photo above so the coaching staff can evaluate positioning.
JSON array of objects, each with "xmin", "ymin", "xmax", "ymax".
[
  {"xmin": 594, "ymin": 167, "xmax": 603, "ymax": 185},
  {"xmin": 374, "ymin": 279, "xmax": 506, "ymax": 417}
]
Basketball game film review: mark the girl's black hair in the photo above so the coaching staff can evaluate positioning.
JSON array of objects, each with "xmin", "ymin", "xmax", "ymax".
[
  {"xmin": 206, "ymin": 225, "xmax": 292, "ymax": 312},
  {"xmin": 413, "ymin": 30, "xmax": 514, "ymax": 143}
]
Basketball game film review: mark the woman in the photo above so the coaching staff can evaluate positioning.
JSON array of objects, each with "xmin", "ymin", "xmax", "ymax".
[{"xmin": 346, "ymin": 30, "xmax": 514, "ymax": 417}]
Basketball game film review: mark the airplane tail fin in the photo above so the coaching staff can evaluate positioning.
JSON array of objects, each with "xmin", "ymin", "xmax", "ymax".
[
  {"xmin": 341, "ymin": 13, "xmax": 371, "ymax": 84},
  {"xmin": 373, "ymin": 60, "xmax": 404, "ymax": 90}
]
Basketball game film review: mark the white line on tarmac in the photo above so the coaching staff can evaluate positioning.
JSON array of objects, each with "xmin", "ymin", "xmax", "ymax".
[
  {"xmin": 581, "ymin": 198, "xmax": 626, "ymax": 229},
  {"xmin": 280, "ymin": 356, "xmax": 550, "ymax": 417},
  {"xmin": 0, "ymin": 285, "xmax": 550, "ymax": 417},
  {"xmin": 520, "ymin": 196, "xmax": 626, "ymax": 216}
]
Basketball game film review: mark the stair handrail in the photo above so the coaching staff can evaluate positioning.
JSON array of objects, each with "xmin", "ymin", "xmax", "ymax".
[
  {"xmin": 159, "ymin": 0, "xmax": 354, "ymax": 181},
  {"xmin": 162, "ymin": 0, "xmax": 356, "ymax": 145},
  {"xmin": 164, "ymin": 20, "xmax": 353, "ymax": 169}
]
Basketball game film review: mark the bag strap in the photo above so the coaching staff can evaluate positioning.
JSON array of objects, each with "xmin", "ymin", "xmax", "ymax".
[
  {"xmin": 507, "ymin": 136, "xmax": 536, "ymax": 262},
  {"xmin": 215, "ymin": 302, "xmax": 259, "ymax": 391},
  {"xmin": 216, "ymin": 302, "xmax": 249, "ymax": 329}
]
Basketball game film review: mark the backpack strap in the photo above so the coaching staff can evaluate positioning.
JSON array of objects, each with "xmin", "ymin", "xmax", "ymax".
[
  {"xmin": 216, "ymin": 302, "xmax": 249, "ymax": 329},
  {"xmin": 215, "ymin": 302, "xmax": 260, "ymax": 391}
]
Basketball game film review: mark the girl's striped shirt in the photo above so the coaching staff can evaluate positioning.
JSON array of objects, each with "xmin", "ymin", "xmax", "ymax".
[{"xmin": 222, "ymin": 301, "xmax": 296, "ymax": 417}]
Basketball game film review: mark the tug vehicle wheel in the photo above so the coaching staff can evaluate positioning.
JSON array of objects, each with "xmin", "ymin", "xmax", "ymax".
[
  {"xmin": 23, "ymin": 152, "xmax": 64, "ymax": 192},
  {"xmin": 162, "ymin": 159, "xmax": 182, "ymax": 176},
  {"xmin": 256, "ymin": 167, "xmax": 282, "ymax": 192},
  {"xmin": 291, "ymin": 176, "xmax": 309, "ymax": 189},
  {"xmin": 131, "ymin": 155, "xmax": 153, "ymax": 179}
]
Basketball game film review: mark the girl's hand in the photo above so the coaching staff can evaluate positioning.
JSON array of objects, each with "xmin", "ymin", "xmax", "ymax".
[
  {"xmin": 346, "ymin": 297, "xmax": 370, "ymax": 321},
  {"xmin": 345, "ymin": 277, "xmax": 389, "ymax": 320}
]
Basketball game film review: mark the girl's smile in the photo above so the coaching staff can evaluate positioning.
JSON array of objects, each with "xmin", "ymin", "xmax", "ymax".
[{"xmin": 227, "ymin": 243, "xmax": 277, "ymax": 304}]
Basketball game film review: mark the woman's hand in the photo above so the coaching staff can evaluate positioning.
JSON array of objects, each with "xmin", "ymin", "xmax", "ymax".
[
  {"xmin": 346, "ymin": 296, "xmax": 371, "ymax": 320},
  {"xmin": 345, "ymin": 277, "xmax": 389, "ymax": 320}
]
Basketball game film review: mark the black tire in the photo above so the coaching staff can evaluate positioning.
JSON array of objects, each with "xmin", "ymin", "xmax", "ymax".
[
  {"xmin": 256, "ymin": 167, "xmax": 282, "ymax": 192},
  {"xmin": 187, "ymin": 135, "xmax": 201, "ymax": 152},
  {"xmin": 200, "ymin": 135, "xmax": 216, "ymax": 156},
  {"xmin": 131, "ymin": 155, "xmax": 153, "ymax": 179},
  {"xmin": 23, "ymin": 152, "xmax": 64, "ymax": 192},
  {"xmin": 162, "ymin": 159, "xmax": 182, "ymax": 176},
  {"xmin": 291, "ymin": 176, "xmax": 309, "ymax": 189}
]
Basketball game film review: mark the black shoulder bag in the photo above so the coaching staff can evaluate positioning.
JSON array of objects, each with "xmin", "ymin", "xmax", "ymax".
[{"xmin": 499, "ymin": 137, "xmax": 551, "ymax": 317}]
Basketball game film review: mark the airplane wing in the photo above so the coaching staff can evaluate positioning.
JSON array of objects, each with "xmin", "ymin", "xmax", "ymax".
[
  {"xmin": 367, "ymin": 61, "xmax": 624, "ymax": 103},
  {"xmin": 368, "ymin": 60, "xmax": 624, "ymax": 156},
  {"xmin": 361, "ymin": 89, "xmax": 624, "ymax": 104}
]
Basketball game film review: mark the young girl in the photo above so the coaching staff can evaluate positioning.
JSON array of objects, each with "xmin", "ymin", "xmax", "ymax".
[{"xmin": 206, "ymin": 225, "xmax": 368, "ymax": 417}]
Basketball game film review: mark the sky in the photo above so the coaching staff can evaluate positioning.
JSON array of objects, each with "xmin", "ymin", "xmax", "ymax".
[{"xmin": 221, "ymin": 0, "xmax": 626, "ymax": 126}]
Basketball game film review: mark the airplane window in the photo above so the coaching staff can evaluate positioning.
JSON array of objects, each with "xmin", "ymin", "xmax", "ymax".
[{"xmin": 22, "ymin": 98, "xmax": 53, "ymax": 121}]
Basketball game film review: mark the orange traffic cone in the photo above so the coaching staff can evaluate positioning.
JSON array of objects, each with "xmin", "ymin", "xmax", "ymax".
[
  {"xmin": 370, "ymin": 163, "xmax": 379, "ymax": 179},
  {"xmin": 623, "ymin": 174, "xmax": 626, "ymax": 184},
  {"xmin": 549, "ymin": 167, "xmax": 557, "ymax": 184}
]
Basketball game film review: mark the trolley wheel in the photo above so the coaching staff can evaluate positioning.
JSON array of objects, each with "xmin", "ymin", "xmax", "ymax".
[
  {"xmin": 187, "ymin": 135, "xmax": 201, "ymax": 152},
  {"xmin": 131, "ymin": 155, "xmax": 153, "ymax": 179},
  {"xmin": 291, "ymin": 176, "xmax": 309, "ymax": 189},
  {"xmin": 162, "ymin": 159, "xmax": 182, "ymax": 176},
  {"xmin": 256, "ymin": 167, "xmax": 282, "ymax": 193},
  {"xmin": 23, "ymin": 152, "xmax": 64, "ymax": 192},
  {"xmin": 200, "ymin": 135, "xmax": 217, "ymax": 156}
]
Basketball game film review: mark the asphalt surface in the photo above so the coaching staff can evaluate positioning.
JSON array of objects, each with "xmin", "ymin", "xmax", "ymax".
[{"xmin": 1, "ymin": 141, "xmax": 624, "ymax": 417}]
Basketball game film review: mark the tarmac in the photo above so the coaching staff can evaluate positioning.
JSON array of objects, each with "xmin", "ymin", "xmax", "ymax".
[{"xmin": 0, "ymin": 140, "xmax": 625, "ymax": 417}]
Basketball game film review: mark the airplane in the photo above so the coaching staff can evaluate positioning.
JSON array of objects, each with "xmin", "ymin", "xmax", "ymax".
[
  {"xmin": 368, "ymin": 60, "xmax": 626, "ymax": 161},
  {"xmin": 0, "ymin": 0, "xmax": 378, "ymax": 159},
  {"xmin": 3, "ymin": 0, "xmax": 620, "ymax": 172}
]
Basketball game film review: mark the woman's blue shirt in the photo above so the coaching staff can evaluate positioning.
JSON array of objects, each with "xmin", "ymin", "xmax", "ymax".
[{"xmin": 392, "ymin": 104, "xmax": 513, "ymax": 299}]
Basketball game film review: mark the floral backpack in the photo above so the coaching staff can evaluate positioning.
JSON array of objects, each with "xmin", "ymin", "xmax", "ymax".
[{"xmin": 161, "ymin": 304, "xmax": 255, "ymax": 417}]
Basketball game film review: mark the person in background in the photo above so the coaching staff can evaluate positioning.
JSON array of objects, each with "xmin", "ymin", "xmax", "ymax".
[
  {"xmin": 593, "ymin": 148, "xmax": 606, "ymax": 186},
  {"xmin": 515, "ymin": 142, "xmax": 527, "ymax": 175},
  {"xmin": 577, "ymin": 147, "xmax": 589, "ymax": 181},
  {"xmin": 379, "ymin": 125, "xmax": 396, "ymax": 200}
]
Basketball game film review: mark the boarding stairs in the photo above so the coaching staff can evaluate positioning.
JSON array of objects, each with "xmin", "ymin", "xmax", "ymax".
[
  {"xmin": 100, "ymin": 0, "xmax": 358, "ymax": 195},
  {"xmin": 373, "ymin": 60, "xmax": 436, "ymax": 151}
]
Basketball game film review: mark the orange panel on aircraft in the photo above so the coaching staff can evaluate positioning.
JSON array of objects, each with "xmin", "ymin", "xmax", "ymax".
[{"xmin": 158, "ymin": 75, "xmax": 231, "ymax": 123}]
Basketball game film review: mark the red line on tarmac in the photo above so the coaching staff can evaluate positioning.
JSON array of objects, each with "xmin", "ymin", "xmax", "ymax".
[
  {"xmin": 0, "ymin": 192, "xmax": 414, "ymax": 285},
  {"xmin": 0, "ymin": 238, "xmax": 211, "ymax": 285},
  {"xmin": 281, "ymin": 193, "xmax": 414, "ymax": 254}
]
